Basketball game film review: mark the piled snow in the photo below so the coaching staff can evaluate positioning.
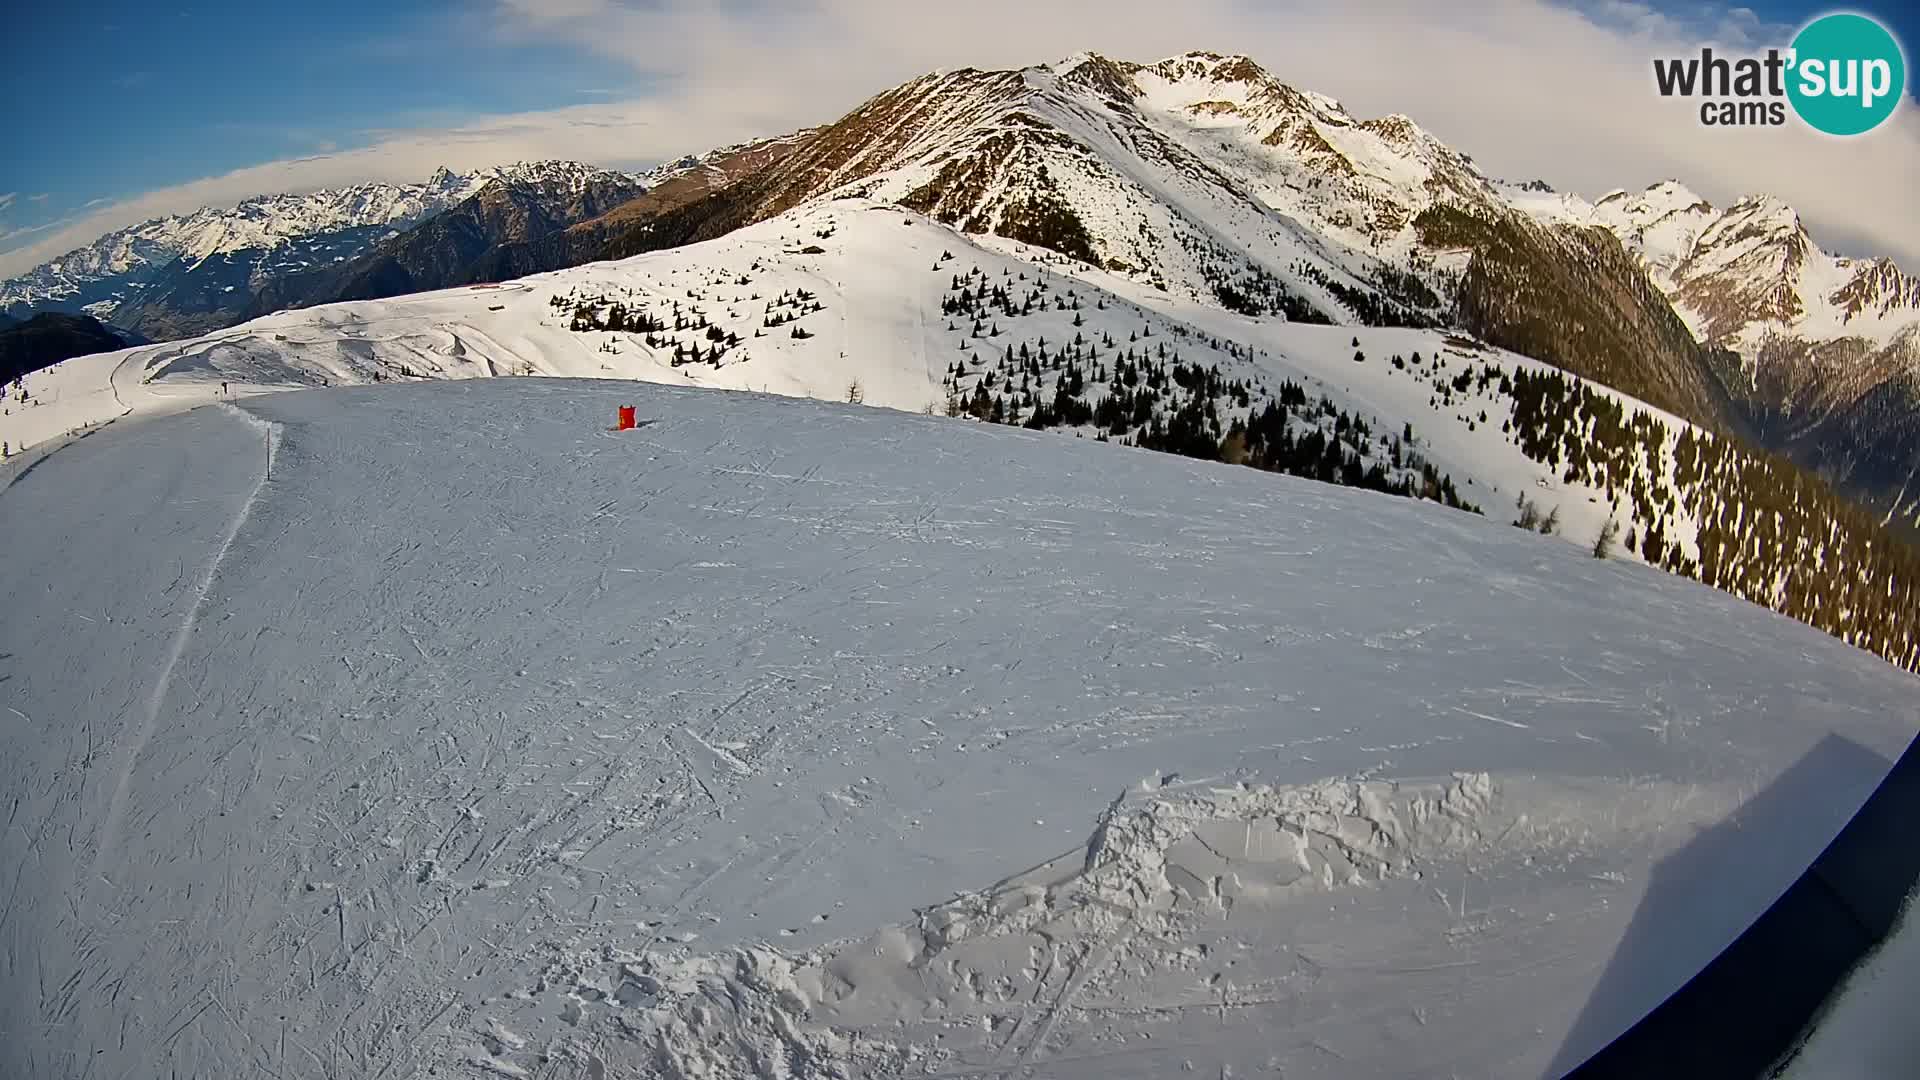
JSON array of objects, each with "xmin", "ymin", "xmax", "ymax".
[
  {"xmin": 1, "ymin": 376, "xmax": 1914, "ymax": 1078},
  {"xmin": 570, "ymin": 771, "xmax": 1505, "ymax": 1077}
]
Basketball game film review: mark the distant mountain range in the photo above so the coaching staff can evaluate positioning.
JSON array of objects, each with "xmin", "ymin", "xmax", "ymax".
[
  {"xmin": 3, "ymin": 51, "xmax": 1916, "ymax": 528},
  {"xmin": 1515, "ymin": 180, "xmax": 1920, "ymax": 527},
  {"xmin": 0, "ymin": 162, "xmax": 646, "ymax": 341}
]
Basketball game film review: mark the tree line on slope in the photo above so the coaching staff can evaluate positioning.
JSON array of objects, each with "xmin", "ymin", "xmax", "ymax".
[
  {"xmin": 549, "ymin": 240, "xmax": 1917, "ymax": 675},
  {"xmin": 553, "ymin": 271, "xmax": 829, "ymax": 367},
  {"xmin": 932, "ymin": 264, "xmax": 1479, "ymax": 513},
  {"xmin": 1349, "ymin": 334, "xmax": 1918, "ymax": 673},
  {"xmin": 1500, "ymin": 366, "xmax": 1919, "ymax": 672}
]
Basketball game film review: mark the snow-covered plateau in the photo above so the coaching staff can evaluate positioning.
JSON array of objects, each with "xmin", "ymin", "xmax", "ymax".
[{"xmin": 1, "ymin": 371, "xmax": 1914, "ymax": 1079}]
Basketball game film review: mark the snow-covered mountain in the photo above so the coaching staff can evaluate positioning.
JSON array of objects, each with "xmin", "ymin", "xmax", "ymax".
[
  {"xmin": 579, "ymin": 51, "xmax": 1915, "ymax": 529},
  {"xmin": 234, "ymin": 163, "xmax": 650, "ymax": 320},
  {"xmin": 1567, "ymin": 181, "xmax": 1920, "ymax": 354},
  {"xmin": 0, "ymin": 161, "xmax": 645, "ymax": 333},
  {"xmin": 591, "ymin": 51, "xmax": 1744, "ymax": 450},
  {"xmin": 0, "ymin": 169, "xmax": 473, "ymax": 317},
  {"xmin": 5, "ymin": 52, "xmax": 1919, "ymax": 1076},
  {"xmin": 613, "ymin": 51, "xmax": 1485, "ymax": 317},
  {"xmin": 3, "ymin": 371, "xmax": 1916, "ymax": 1079},
  {"xmin": 1508, "ymin": 179, "xmax": 1920, "ymax": 529},
  {"xmin": 8, "ymin": 198, "xmax": 1916, "ymax": 675}
]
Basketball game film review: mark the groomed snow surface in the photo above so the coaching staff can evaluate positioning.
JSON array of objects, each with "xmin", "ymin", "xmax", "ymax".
[{"xmin": 1, "ymin": 378, "xmax": 1915, "ymax": 1079}]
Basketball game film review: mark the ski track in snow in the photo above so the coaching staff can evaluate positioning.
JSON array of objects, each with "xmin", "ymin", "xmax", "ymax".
[
  {"xmin": 88, "ymin": 406, "xmax": 280, "ymax": 888},
  {"xmin": 0, "ymin": 378, "xmax": 1914, "ymax": 1079}
]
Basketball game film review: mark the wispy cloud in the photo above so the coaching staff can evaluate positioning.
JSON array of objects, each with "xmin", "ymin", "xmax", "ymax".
[
  {"xmin": 2, "ymin": 0, "xmax": 1915, "ymax": 278},
  {"xmin": 1576, "ymin": 0, "xmax": 1786, "ymax": 46},
  {"xmin": 0, "ymin": 217, "xmax": 82, "ymax": 246},
  {"xmin": 0, "ymin": 193, "xmax": 16, "ymax": 214},
  {"xmin": 27, "ymin": 194, "xmax": 50, "ymax": 203}
]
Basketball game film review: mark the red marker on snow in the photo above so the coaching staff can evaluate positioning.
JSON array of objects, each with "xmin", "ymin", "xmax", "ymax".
[{"xmin": 616, "ymin": 405, "xmax": 636, "ymax": 431}]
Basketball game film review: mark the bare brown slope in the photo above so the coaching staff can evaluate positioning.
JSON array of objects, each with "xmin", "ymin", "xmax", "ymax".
[
  {"xmin": 456, "ymin": 136, "xmax": 811, "ymax": 282},
  {"xmin": 1416, "ymin": 203, "xmax": 1747, "ymax": 436},
  {"xmin": 603, "ymin": 70, "xmax": 1032, "ymax": 260}
]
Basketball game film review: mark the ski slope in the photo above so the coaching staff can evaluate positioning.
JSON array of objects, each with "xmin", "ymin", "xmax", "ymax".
[
  {"xmin": 1, "ymin": 377, "xmax": 1914, "ymax": 1079},
  {"xmin": 5, "ymin": 200, "xmax": 1706, "ymax": 568}
]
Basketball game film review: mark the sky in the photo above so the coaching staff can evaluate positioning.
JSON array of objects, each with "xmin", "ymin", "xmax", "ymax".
[{"xmin": 1, "ymin": 0, "xmax": 1916, "ymax": 276}]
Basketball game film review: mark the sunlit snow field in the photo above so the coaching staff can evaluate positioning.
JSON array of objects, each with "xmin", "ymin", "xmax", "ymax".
[{"xmin": 1, "ymin": 377, "xmax": 1913, "ymax": 1078}]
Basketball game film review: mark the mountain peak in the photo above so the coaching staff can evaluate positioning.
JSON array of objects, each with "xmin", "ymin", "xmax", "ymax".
[
  {"xmin": 1050, "ymin": 50, "xmax": 1111, "ymax": 70},
  {"xmin": 1642, "ymin": 178, "xmax": 1709, "ymax": 209},
  {"xmin": 1154, "ymin": 50, "xmax": 1273, "ymax": 85},
  {"xmin": 1356, "ymin": 113, "xmax": 1426, "ymax": 145},
  {"xmin": 1050, "ymin": 52, "xmax": 1145, "ymax": 102},
  {"xmin": 1725, "ymin": 192, "xmax": 1799, "ymax": 224}
]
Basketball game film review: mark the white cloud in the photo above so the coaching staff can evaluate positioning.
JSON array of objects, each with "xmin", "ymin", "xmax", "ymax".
[
  {"xmin": 4, "ymin": 0, "xmax": 1916, "ymax": 277},
  {"xmin": 0, "ymin": 192, "xmax": 16, "ymax": 214}
]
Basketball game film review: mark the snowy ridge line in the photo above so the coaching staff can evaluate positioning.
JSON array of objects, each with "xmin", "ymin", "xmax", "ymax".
[{"xmin": 87, "ymin": 405, "xmax": 280, "ymax": 887}]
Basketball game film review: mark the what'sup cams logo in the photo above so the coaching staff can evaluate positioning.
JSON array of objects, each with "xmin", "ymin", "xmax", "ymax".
[{"xmin": 1654, "ymin": 11, "xmax": 1907, "ymax": 134}]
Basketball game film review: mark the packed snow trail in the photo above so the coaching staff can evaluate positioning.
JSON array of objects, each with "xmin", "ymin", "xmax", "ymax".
[
  {"xmin": 89, "ymin": 405, "xmax": 278, "ymax": 887},
  {"xmin": 0, "ymin": 379, "xmax": 1914, "ymax": 1079},
  {"xmin": 0, "ymin": 406, "xmax": 276, "ymax": 1073}
]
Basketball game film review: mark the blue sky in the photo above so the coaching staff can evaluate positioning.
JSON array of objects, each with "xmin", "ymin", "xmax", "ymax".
[
  {"xmin": 1, "ymin": 2, "xmax": 650, "ymax": 221},
  {"xmin": 2, "ymin": 0, "xmax": 1917, "ymax": 274},
  {"xmin": 1741, "ymin": 0, "xmax": 1920, "ymax": 58}
]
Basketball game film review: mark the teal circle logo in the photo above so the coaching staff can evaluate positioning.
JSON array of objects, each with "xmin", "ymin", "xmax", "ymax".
[{"xmin": 1787, "ymin": 13, "xmax": 1906, "ymax": 135}]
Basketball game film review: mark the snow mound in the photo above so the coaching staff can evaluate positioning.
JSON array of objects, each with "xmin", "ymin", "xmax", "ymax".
[{"xmin": 532, "ymin": 771, "xmax": 1502, "ymax": 1078}]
